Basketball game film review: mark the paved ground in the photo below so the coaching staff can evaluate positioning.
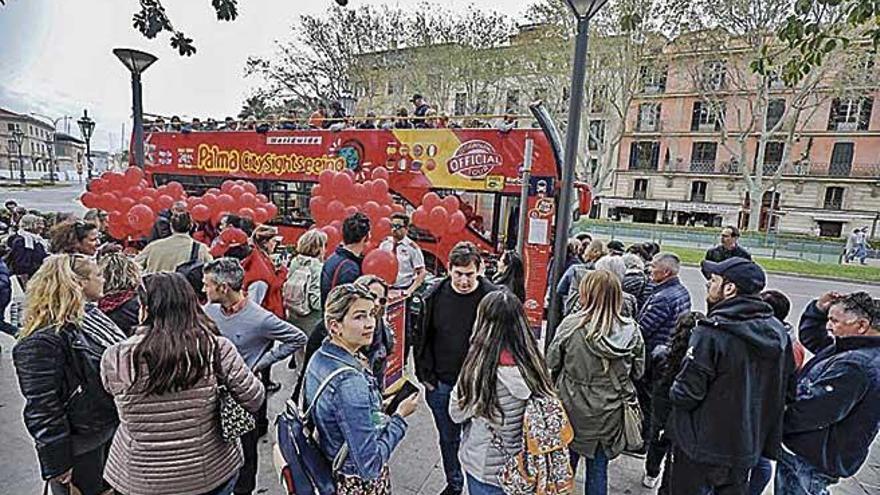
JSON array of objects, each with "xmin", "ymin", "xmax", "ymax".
[
  {"xmin": 1, "ymin": 182, "xmax": 87, "ymax": 216},
  {"xmin": 1, "ymin": 269, "xmax": 878, "ymax": 494}
]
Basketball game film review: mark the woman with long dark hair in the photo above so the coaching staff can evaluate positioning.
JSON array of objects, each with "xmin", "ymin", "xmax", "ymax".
[
  {"xmin": 101, "ymin": 273, "xmax": 265, "ymax": 495},
  {"xmin": 492, "ymin": 250, "xmax": 526, "ymax": 302},
  {"xmin": 548, "ymin": 270, "xmax": 645, "ymax": 495},
  {"xmin": 13, "ymin": 254, "xmax": 124, "ymax": 495},
  {"xmin": 49, "ymin": 219, "xmax": 100, "ymax": 256},
  {"xmin": 449, "ymin": 290, "xmax": 556, "ymax": 494}
]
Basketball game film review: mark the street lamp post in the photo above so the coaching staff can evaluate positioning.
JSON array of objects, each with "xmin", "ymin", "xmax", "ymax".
[
  {"xmin": 113, "ymin": 48, "xmax": 158, "ymax": 169},
  {"xmin": 545, "ymin": 0, "xmax": 608, "ymax": 347},
  {"xmin": 78, "ymin": 109, "xmax": 95, "ymax": 181},
  {"xmin": 11, "ymin": 127, "xmax": 25, "ymax": 185},
  {"xmin": 31, "ymin": 113, "xmax": 68, "ymax": 184}
]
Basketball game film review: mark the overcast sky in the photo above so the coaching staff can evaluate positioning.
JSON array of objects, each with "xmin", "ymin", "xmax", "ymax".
[{"xmin": 0, "ymin": 0, "xmax": 538, "ymax": 151}]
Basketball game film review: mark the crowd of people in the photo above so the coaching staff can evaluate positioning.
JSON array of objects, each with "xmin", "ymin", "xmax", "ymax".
[
  {"xmin": 145, "ymin": 94, "xmax": 525, "ymax": 135},
  {"xmin": 0, "ymin": 191, "xmax": 878, "ymax": 495}
]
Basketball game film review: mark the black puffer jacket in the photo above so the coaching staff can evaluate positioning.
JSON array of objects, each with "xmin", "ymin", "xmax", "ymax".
[
  {"xmin": 669, "ymin": 295, "xmax": 795, "ymax": 468},
  {"xmin": 13, "ymin": 325, "xmax": 119, "ymax": 479}
]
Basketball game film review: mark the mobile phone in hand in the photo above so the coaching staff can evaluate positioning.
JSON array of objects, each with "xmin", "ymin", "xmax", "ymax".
[{"xmin": 383, "ymin": 380, "xmax": 420, "ymax": 415}]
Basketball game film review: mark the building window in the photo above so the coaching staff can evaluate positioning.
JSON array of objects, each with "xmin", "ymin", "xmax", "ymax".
[
  {"xmin": 690, "ymin": 142, "xmax": 717, "ymax": 172},
  {"xmin": 691, "ymin": 181, "xmax": 708, "ymax": 202},
  {"xmin": 691, "ymin": 101, "xmax": 724, "ymax": 131},
  {"xmin": 6, "ymin": 123, "xmax": 14, "ymax": 132},
  {"xmin": 476, "ymin": 91, "xmax": 490, "ymax": 114},
  {"xmin": 827, "ymin": 96, "xmax": 873, "ymax": 131},
  {"xmin": 588, "ymin": 120, "xmax": 605, "ymax": 150},
  {"xmin": 505, "ymin": 90, "xmax": 521, "ymax": 114},
  {"xmin": 640, "ymin": 64, "xmax": 667, "ymax": 93},
  {"xmin": 756, "ymin": 141, "xmax": 785, "ymax": 175},
  {"xmin": 629, "ymin": 141, "xmax": 660, "ymax": 171},
  {"xmin": 824, "ymin": 186, "xmax": 845, "ymax": 210},
  {"xmin": 766, "ymin": 99, "xmax": 786, "ymax": 130},
  {"xmin": 829, "ymin": 142, "xmax": 854, "ymax": 176},
  {"xmin": 637, "ymin": 103, "xmax": 661, "ymax": 132},
  {"xmin": 386, "ymin": 80, "xmax": 404, "ymax": 96},
  {"xmin": 699, "ymin": 60, "xmax": 727, "ymax": 91},
  {"xmin": 590, "ymin": 85, "xmax": 607, "ymax": 113},
  {"xmin": 633, "ymin": 178, "xmax": 649, "ymax": 199},
  {"xmin": 454, "ymin": 92, "xmax": 467, "ymax": 116}
]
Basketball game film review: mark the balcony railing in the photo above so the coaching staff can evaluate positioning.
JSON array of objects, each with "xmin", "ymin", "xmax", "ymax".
[
  {"xmin": 824, "ymin": 200, "xmax": 843, "ymax": 210},
  {"xmin": 637, "ymin": 160, "xmax": 880, "ymax": 178},
  {"xmin": 691, "ymin": 193, "xmax": 707, "ymax": 203},
  {"xmin": 633, "ymin": 189, "xmax": 647, "ymax": 199}
]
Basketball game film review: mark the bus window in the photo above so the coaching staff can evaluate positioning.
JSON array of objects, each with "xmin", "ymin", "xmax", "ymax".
[
  {"xmin": 262, "ymin": 181, "xmax": 315, "ymax": 227},
  {"xmin": 152, "ymin": 173, "xmax": 223, "ymax": 195},
  {"xmin": 441, "ymin": 190, "xmax": 520, "ymax": 249}
]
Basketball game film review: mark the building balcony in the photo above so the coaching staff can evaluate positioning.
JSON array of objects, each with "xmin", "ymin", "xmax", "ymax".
[
  {"xmin": 689, "ymin": 160, "xmax": 716, "ymax": 173},
  {"xmin": 625, "ymin": 160, "xmax": 880, "ymax": 179}
]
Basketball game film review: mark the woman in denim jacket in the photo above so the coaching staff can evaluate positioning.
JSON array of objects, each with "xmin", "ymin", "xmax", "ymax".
[{"xmin": 303, "ymin": 283, "xmax": 420, "ymax": 492}]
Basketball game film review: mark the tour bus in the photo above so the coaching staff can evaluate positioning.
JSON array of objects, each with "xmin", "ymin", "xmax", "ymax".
[{"xmin": 136, "ymin": 116, "xmax": 589, "ymax": 328}]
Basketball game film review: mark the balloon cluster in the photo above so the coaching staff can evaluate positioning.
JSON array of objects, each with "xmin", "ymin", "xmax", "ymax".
[
  {"xmin": 308, "ymin": 168, "xmax": 404, "ymax": 284},
  {"xmin": 80, "ymin": 169, "xmax": 279, "ymax": 241},
  {"xmin": 80, "ymin": 168, "xmax": 186, "ymax": 240},
  {"xmin": 410, "ymin": 191, "xmax": 467, "ymax": 237},
  {"xmin": 186, "ymin": 180, "xmax": 278, "ymax": 226}
]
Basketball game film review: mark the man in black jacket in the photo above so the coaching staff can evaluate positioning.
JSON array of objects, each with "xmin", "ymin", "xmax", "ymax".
[
  {"xmin": 776, "ymin": 291, "xmax": 880, "ymax": 495},
  {"xmin": 704, "ymin": 225, "xmax": 752, "ymax": 264},
  {"xmin": 669, "ymin": 257, "xmax": 794, "ymax": 495},
  {"xmin": 414, "ymin": 241, "xmax": 498, "ymax": 495}
]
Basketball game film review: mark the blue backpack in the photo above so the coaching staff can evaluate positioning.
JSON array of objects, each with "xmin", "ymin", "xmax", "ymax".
[{"xmin": 275, "ymin": 366, "xmax": 356, "ymax": 495}]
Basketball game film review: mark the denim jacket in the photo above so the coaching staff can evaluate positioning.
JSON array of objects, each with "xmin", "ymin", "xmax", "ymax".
[{"xmin": 303, "ymin": 341, "xmax": 408, "ymax": 479}]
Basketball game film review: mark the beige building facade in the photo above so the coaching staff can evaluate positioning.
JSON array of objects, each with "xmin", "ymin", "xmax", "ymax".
[{"xmin": 0, "ymin": 107, "xmax": 59, "ymax": 180}]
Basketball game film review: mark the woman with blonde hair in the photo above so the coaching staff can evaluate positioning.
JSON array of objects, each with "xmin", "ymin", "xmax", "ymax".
[
  {"xmin": 13, "ymin": 254, "xmax": 126, "ymax": 495},
  {"xmin": 547, "ymin": 270, "xmax": 645, "ymax": 495},
  {"xmin": 284, "ymin": 229, "xmax": 327, "ymax": 334},
  {"xmin": 303, "ymin": 283, "xmax": 419, "ymax": 492},
  {"xmin": 97, "ymin": 252, "xmax": 142, "ymax": 336}
]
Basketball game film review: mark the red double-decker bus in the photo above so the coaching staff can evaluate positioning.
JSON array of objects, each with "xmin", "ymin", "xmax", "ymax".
[{"xmin": 136, "ymin": 124, "xmax": 588, "ymax": 328}]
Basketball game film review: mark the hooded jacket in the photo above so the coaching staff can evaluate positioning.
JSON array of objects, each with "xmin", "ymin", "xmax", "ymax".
[
  {"xmin": 670, "ymin": 295, "xmax": 794, "ymax": 468},
  {"xmin": 783, "ymin": 301, "xmax": 880, "ymax": 478},
  {"xmin": 547, "ymin": 313, "xmax": 645, "ymax": 458},
  {"xmin": 449, "ymin": 362, "xmax": 531, "ymax": 487}
]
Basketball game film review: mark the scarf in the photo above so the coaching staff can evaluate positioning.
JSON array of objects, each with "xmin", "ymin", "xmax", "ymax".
[
  {"xmin": 98, "ymin": 289, "xmax": 137, "ymax": 314},
  {"xmin": 19, "ymin": 230, "xmax": 48, "ymax": 251}
]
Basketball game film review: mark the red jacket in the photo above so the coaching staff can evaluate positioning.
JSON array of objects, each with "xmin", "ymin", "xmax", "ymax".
[{"xmin": 242, "ymin": 248, "xmax": 288, "ymax": 318}]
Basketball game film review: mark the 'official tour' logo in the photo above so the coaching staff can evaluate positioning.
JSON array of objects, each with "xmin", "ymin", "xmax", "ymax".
[{"xmin": 446, "ymin": 140, "xmax": 502, "ymax": 179}]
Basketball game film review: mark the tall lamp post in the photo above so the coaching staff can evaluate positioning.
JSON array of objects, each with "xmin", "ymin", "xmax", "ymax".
[
  {"xmin": 545, "ymin": 0, "xmax": 608, "ymax": 347},
  {"xmin": 78, "ymin": 109, "xmax": 95, "ymax": 181},
  {"xmin": 11, "ymin": 127, "xmax": 25, "ymax": 185},
  {"xmin": 113, "ymin": 48, "xmax": 158, "ymax": 169},
  {"xmin": 31, "ymin": 113, "xmax": 68, "ymax": 184}
]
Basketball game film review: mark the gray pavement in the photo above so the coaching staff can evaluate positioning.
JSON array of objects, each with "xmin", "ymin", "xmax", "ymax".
[
  {"xmin": 1, "ymin": 182, "xmax": 87, "ymax": 216},
  {"xmin": 1, "ymin": 269, "xmax": 878, "ymax": 494}
]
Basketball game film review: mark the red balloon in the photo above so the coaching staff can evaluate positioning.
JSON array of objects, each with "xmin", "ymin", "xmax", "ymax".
[
  {"xmin": 374, "ymin": 217, "xmax": 392, "ymax": 239},
  {"xmin": 156, "ymin": 194, "xmax": 175, "ymax": 211},
  {"xmin": 107, "ymin": 221, "xmax": 128, "ymax": 240},
  {"xmin": 311, "ymin": 184, "xmax": 324, "ymax": 197},
  {"xmin": 442, "ymin": 195, "xmax": 460, "ymax": 213},
  {"xmin": 363, "ymin": 201, "xmax": 382, "ymax": 222},
  {"xmin": 330, "ymin": 220, "xmax": 343, "ymax": 231},
  {"xmin": 265, "ymin": 203, "xmax": 278, "ymax": 218},
  {"xmin": 327, "ymin": 200, "xmax": 345, "ymax": 221},
  {"xmin": 352, "ymin": 183, "xmax": 367, "ymax": 199},
  {"xmin": 429, "ymin": 205, "xmax": 449, "ymax": 229},
  {"xmin": 256, "ymin": 194, "xmax": 269, "ymax": 204},
  {"xmin": 216, "ymin": 194, "xmax": 236, "ymax": 213},
  {"xmin": 310, "ymin": 196, "xmax": 329, "ymax": 224},
  {"xmin": 126, "ymin": 185, "xmax": 145, "ymax": 199},
  {"xmin": 319, "ymin": 170, "xmax": 336, "ymax": 188},
  {"xmin": 88, "ymin": 178, "xmax": 109, "ymax": 194},
  {"xmin": 362, "ymin": 248, "xmax": 399, "ymax": 285},
  {"xmin": 243, "ymin": 181, "xmax": 258, "ymax": 194},
  {"xmin": 254, "ymin": 207, "xmax": 270, "ymax": 224},
  {"xmin": 422, "ymin": 192, "xmax": 441, "ymax": 211},
  {"xmin": 332, "ymin": 172, "xmax": 354, "ymax": 198},
  {"xmin": 239, "ymin": 192, "xmax": 257, "ymax": 208},
  {"xmin": 370, "ymin": 179, "xmax": 389, "ymax": 200},
  {"xmin": 392, "ymin": 204, "xmax": 406, "ymax": 214},
  {"xmin": 371, "ymin": 167, "xmax": 389, "ymax": 181},
  {"xmin": 80, "ymin": 192, "xmax": 99, "ymax": 209},
  {"xmin": 321, "ymin": 225, "xmax": 341, "ymax": 257},
  {"xmin": 99, "ymin": 192, "xmax": 118, "ymax": 211},
  {"xmin": 345, "ymin": 206, "xmax": 358, "ymax": 217},
  {"xmin": 127, "ymin": 204, "xmax": 155, "ymax": 231},
  {"xmin": 201, "ymin": 193, "xmax": 218, "ymax": 208},
  {"xmin": 124, "ymin": 167, "xmax": 144, "ymax": 188},
  {"xmin": 380, "ymin": 205, "xmax": 393, "ymax": 218},
  {"xmin": 448, "ymin": 211, "xmax": 467, "ymax": 234},
  {"xmin": 118, "ymin": 197, "xmax": 136, "ymax": 213},
  {"xmin": 229, "ymin": 184, "xmax": 246, "ymax": 197},
  {"xmin": 106, "ymin": 173, "xmax": 126, "ymax": 191},
  {"xmin": 192, "ymin": 204, "xmax": 211, "ymax": 222},
  {"xmin": 411, "ymin": 207, "xmax": 428, "ymax": 227},
  {"xmin": 208, "ymin": 187, "xmax": 222, "ymax": 196},
  {"xmin": 139, "ymin": 196, "xmax": 157, "ymax": 212},
  {"xmin": 238, "ymin": 207, "xmax": 256, "ymax": 220},
  {"xmin": 221, "ymin": 181, "xmax": 235, "ymax": 193}
]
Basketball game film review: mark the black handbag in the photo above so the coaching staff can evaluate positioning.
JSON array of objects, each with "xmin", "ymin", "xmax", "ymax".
[{"xmin": 213, "ymin": 343, "xmax": 256, "ymax": 442}]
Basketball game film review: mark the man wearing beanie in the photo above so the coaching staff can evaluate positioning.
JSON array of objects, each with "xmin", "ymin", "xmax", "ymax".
[{"xmin": 668, "ymin": 258, "xmax": 795, "ymax": 495}]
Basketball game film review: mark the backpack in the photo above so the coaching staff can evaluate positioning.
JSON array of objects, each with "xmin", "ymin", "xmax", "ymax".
[
  {"xmin": 284, "ymin": 258, "xmax": 314, "ymax": 317},
  {"xmin": 497, "ymin": 396, "xmax": 575, "ymax": 495},
  {"xmin": 274, "ymin": 365, "xmax": 357, "ymax": 495},
  {"xmin": 176, "ymin": 242, "xmax": 205, "ymax": 294}
]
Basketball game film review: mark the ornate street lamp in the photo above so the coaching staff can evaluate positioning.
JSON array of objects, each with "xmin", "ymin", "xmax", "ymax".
[
  {"xmin": 545, "ymin": 0, "xmax": 609, "ymax": 347},
  {"xmin": 78, "ymin": 109, "xmax": 96, "ymax": 180},
  {"xmin": 339, "ymin": 89, "xmax": 357, "ymax": 117},
  {"xmin": 11, "ymin": 127, "xmax": 25, "ymax": 185},
  {"xmin": 113, "ymin": 48, "xmax": 158, "ymax": 169}
]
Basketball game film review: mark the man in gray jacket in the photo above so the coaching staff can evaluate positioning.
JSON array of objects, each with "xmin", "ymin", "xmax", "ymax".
[{"xmin": 203, "ymin": 257, "xmax": 307, "ymax": 495}]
